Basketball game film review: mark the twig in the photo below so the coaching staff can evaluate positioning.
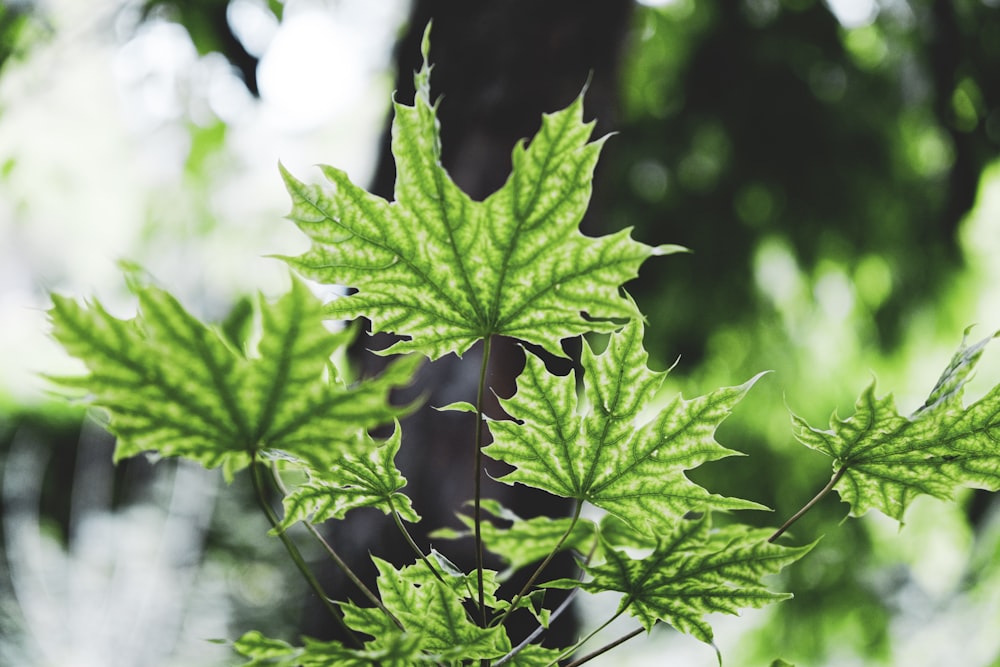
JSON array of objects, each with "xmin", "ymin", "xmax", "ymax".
[
  {"xmin": 388, "ymin": 496, "xmax": 448, "ymax": 587},
  {"xmin": 497, "ymin": 501, "xmax": 583, "ymax": 627},
  {"xmin": 473, "ymin": 335, "xmax": 493, "ymax": 626},
  {"xmin": 268, "ymin": 462, "xmax": 403, "ymax": 629},
  {"xmin": 563, "ymin": 626, "xmax": 644, "ymax": 667},
  {"xmin": 249, "ymin": 456, "xmax": 362, "ymax": 647},
  {"xmin": 768, "ymin": 466, "xmax": 847, "ymax": 542}
]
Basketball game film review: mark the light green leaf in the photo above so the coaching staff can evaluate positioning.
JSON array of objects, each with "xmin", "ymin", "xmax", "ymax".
[
  {"xmin": 355, "ymin": 557, "xmax": 510, "ymax": 661},
  {"xmin": 233, "ymin": 631, "xmax": 303, "ymax": 667},
  {"xmin": 915, "ymin": 327, "xmax": 999, "ymax": 416},
  {"xmin": 276, "ymin": 422, "xmax": 419, "ymax": 532},
  {"xmin": 485, "ymin": 318, "xmax": 766, "ymax": 531},
  {"xmin": 278, "ymin": 30, "xmax": 680, "ymax": 360},
  {"xmin": 49, "ymin": 277, "xmax": 418, "ymax": 480},
  {"xmin": 233, "ymin": 630, "xmax": 421, "ymax": 667},
  {"xmin": 792, "ymin": 330, "xmax": 1000, "ymax": 521},
  {"xmin": 547, "ymin": 515, "xmax": 812, "ymax": 647},
  {"xmin": 431, "ymin": 499, "xmax": 597, "ymax": 576},
  {"xmin": 501, "ymin": 644, "xmax": 566, "ymax": 666}
]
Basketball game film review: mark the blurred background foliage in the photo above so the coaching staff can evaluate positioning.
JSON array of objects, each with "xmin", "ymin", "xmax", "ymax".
[{"xmin": 2, "ymin": 0, "xmax": 999, "ymax": 665}]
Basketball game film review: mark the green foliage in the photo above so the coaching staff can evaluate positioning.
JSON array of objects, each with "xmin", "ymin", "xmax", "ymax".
[
  {"xmin": 486, "ymin": 318, "xmax": 766, "ymax": 530},
  {"xmin": 46, "ymin": 23, "xmax": 1000, "ymax": 667},
  {"xmin": 276, "ymin": 423, "xmax": 419, "ymax": 531},
  {"xmin": 792, "ymin": 329, "xmax": 1000, "ymax": 521},
  {"xmin": 548, "ymin": 515, "xmax": 814, "ymax": 645},
  {"xmin": 279, "ymin": 31, "xmax": 683, "ymax": 361},
  {"xmin": 49, "ymin": 275, "xmax": 417, "ymax": 481}
]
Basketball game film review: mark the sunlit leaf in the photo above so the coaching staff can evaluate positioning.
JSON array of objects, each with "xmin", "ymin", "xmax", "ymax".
[
  {"xmin": 792, "ymin": 330, "xmax": 1000, "ymax": 521},
  {"xmin": 233, "ymin": 630, "xmax": 421, "ymax": 666},
  {"xmin": 486, "ymin": 318, "xmax": 767, "ymax": 531},
  {"xmin": 279, "ymin": 26, "xmax": 681, "ymax": 360},
  {"xmin": 344, "ymin": 557, "xmax": 510, "ymax": 662},
  {"xmin": 49, "ymin": 277, "xmax": 418, "ymax": 480},
  {"xmin": 276, "ymin": 422, "xmax": 419, "ymax": 531},
  {"xmin": 547, "ymin": 515, "xmax": 812, "ymax": 648}
]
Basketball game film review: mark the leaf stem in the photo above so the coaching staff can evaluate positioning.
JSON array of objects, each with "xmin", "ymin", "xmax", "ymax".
[
  {"xmin": 268, "ymin": 463, "xmax": 403, "ymax": 629},
  {"xmin": 492, "ymin": 587, "xmax": 580, "ymax": 667},
  {"xmin": 494, "ymin": 529, "xmax": 599, "ymax": 666},
  {"xmin": 768, "ymin": 465, "xmax": 847, "ymax": 543},
  {"xmin": 249, "ymin": 456, "xmax": 362, "ymax": 647},
  {"xmin": 547, "ymin": 609, "xmax": 624, "ymax": 667},
  {"xmin": 497, "ymin": 500, "xmax": 583, "ymax": 627},
  {"xmin": 473, "ymin": 335, "xmax": 493, "ymax": 626},
  {"xmin": 388, "ymin": 496, "xmax": 448, "ymax": 587},
  {"xmin": 563, "ymin": 626, "xmax": 644, "ymax": 667}
]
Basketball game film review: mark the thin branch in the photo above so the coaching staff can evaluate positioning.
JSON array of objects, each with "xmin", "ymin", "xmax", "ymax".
[
  {"xmin": 268, "ymin": 462, "xmax": 403, "ymax": 630},
  {"xmin": 493, "ymin": 587, "xmax": 581, "ymax": 667},
  {"xmin": 547, "ymin": 610, "xmax": 624, "ymax": 667},
  {"xmin": 494, "ymin": 530, "xmax": 600, "ymax": 666},
  {"xmin": 563, "ymin": 626, "xmax": 644, "ymax": 667},
  {"xmin": 768, "ymin": 466, "xmax": 847, "ymax": 542},
  {"xmin": 249, "ymin": 456, "xmax": 362, "ymax": 647},
  {"xmin": 473, "ymin": 335, "xmax": 493, "ymax": 626},
  {"xmin": 497, "ymin": 500, "xmax": 583, "ymax": 627},
  {"xmin": 388, "ymin": 496, "xmax": 448, "ymax": 587}
]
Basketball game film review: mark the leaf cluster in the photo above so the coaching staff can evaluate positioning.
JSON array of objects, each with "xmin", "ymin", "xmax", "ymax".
[{"xmin": 46, "ymin": 23, "xmax": 1000, "ymax": 667}]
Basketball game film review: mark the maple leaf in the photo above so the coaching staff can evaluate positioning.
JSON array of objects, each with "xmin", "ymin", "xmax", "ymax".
[
  {"xmin": 233, "ymin": 630, "xmax": 421, "ymax": 667},
  {"xmin": 546, "ymin": 515, "xmax": 812, "ymax": 650},
  {"xmin": 276, "ymin": 422, "xmax": 419, "ymax": 531},
  {"xmin": 279, "ymin": 26, "xmax": 682, "ymax": 360},
  {"xmin": 49, "ymin": 276, "xmax": 418, "ymax": 480},
  {"xmin": 792, "ymin": 329, "xmax": 1000, "ymax": 521},
  {"xmin": 484, "ymin": 318, "xmax": 767, "ymax": 531},
  {"xmin": 342, "ymin": 557, "xmax": 510, "ymax": 662}
]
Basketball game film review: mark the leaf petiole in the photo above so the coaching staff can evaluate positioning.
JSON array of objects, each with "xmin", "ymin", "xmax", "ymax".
[
  {"xmin": 473, "ymin": 335, "xmax": 493, "ymax": 626},
  {"xmin": 768, "ymin": 465, "xmax": 847, "ymax": 542},
  {"xmin": 268, "ymin": 462, "xmax": 403, "ymax": 629},
  {"xmin": 388, "ymin": 495, "xmax": 449, "ymax": 588},
  {"xmin": 562, "ymin": 626, "xmax": 644, "ymax": 667},
  {"xmin": 497, "ymin": 500, "xmax": 583, "ymax": 628},
  {"xmin": 249, "ymin": 456, "xmax": 362, "ymax": 647},
  {"xmin": 547, "ymin": 609, "xmax": 625, "ymax": 667}
]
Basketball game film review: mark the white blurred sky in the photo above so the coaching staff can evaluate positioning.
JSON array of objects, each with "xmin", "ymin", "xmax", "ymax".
[{"xmin": 0, "ymin": 0, "xmax": 408, "ymax": 402}]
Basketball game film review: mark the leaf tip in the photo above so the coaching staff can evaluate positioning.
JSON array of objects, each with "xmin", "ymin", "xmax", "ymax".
[
  {"xmin": 652, "ymin": 244, "xmax": 691, "ymax": 256},
  {"xmin": 420, "ymin": 20, "xmax": 432, "ymax": 62}
]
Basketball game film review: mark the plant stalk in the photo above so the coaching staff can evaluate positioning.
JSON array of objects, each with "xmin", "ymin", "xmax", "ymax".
[
  {"xmin": 563, "ymin": 626, "xmax": 644, "ymax": 667},
  {"xmin": 388, "ymin": 496, "xmax": 448, "ymax": 587},
  {"xmin": 473, "ymin": 335, "xmax": 493, "ymax": 626},
  {"xmin": 497, "ymin": 500, "xmax": 582, "ymax": 628},
  {"xmin": 268, "ymin": 463, "xmax": 402, "ymax": 628},
  {"xmin": 548, "ymin": 609, "xmax": 624, "ymax": 667},
  {"xmin": 769, "ymin": 465, "xmax": 847, "ymax": 542},
  {"xmin": 249, "ymin": 456, "xmax": 362, "ymax": 647}
]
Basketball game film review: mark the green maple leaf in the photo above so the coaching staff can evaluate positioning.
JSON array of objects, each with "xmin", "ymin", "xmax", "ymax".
[
  {"xmin": 792, "ymin": 329, "xmax": 1000, "ymax": 521},
  {"xmin": 234, "ymin": 630, "xmax": 421, "ymax": 667},
  {"xmin": 279, "ymin": 26, "xmax": 682, "ymax": 360},
  {"xmin": 547, "ymin": 515, "xmax": 812, "ymax": 649},
  {"xmin": 485, "ymin": 318, "xmax": 767, "ymax": 530},
  {"xmin": 49, "ymin": 276, "xmax": 418, "ymax": 479},
  {"xmin": 342, "ymin": 557, "xmax": 509, "ymax": 662},
  {"xmin": 276, "ymin": 422, "xmax": 419, "ymax": 531}
]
